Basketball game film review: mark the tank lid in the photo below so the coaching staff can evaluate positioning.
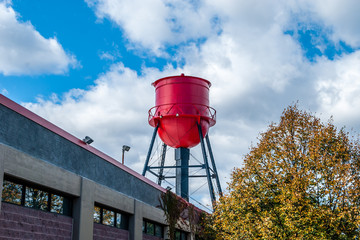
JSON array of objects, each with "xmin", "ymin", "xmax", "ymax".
[{"xmin": 152, "ymin": 74, "xmax": 211, "ymax": 88}]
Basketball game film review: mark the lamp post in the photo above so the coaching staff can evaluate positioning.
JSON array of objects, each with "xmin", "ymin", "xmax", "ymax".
[{"xmin": 122, "ymin": 145, "xmax": 130, "ymax": 164}]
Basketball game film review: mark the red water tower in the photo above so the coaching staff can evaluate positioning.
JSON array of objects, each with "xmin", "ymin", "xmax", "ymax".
[
  {"xmin": 148, "ymin": 74, "xmax": 216, "ymax": 148},
  {"xmin": 143, "ymin": 74, "xmax": 222, "ymax": 206}
]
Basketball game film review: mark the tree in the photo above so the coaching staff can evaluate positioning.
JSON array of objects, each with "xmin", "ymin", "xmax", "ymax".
[
  {"xmin": 159, "ymin": 190, "xmax": 187, "ymax": 240},
  {"xmin": 213, "ymin": 105, "xmax": 360, "ymax": 239},
  {"xmin": 196, "ymin": 211, "xmax": 217, "ymax": 240},
  {"xmin": 159, "ymin": 190, "xmax": 216, "ymax": 240}
]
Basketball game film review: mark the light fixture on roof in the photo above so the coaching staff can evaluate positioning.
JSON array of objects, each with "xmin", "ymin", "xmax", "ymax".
[
  {"xmin": 83, "ymin": 136, "xmax": 94, "ymax": 145},
  {"xmin": 122, "ymin": 145, "xmax": 131, "ymax": 164}
]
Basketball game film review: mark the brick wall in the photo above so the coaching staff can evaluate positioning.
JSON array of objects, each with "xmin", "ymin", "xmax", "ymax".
[
  {"xmin": 143, "ymin": 234, "xmax": 164, "ymax": 240},
  {"xmin": 0, "ymin": 202, "xmax": 73, "ymax": 239},
  {"xmin": 93, "ymin": 223, "xmax": 129, "ymax": 240}
]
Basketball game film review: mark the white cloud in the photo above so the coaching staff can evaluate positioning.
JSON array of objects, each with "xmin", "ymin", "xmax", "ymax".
[
  {"xmin": 24, "ymin": 0, "xmax": 360, "ymax": 208},
  {"xmin": 85, "ymin": 0, "xmax": 217, "ymax": 54},
  {"xmin": 283, "ymin": 0, "xmax": 360, "ymax": 49},
  {"xmin": 85, "ymin": 0, "xmax": 360, "ymax": 53},
  {"xmin": 1, "ymin": 88, "xmax": 8, "ymax": 95},
  {"xmin": 0, "ymin": 2, "xmax": 78, "ymax": 76},
  {"xmin": 315, "ymin": 52, "xmax": 360, "ymax": 128},
  {"xmin": 99, "ymin": 52, "xmax": 115, "ymax": 61},
  {"xmin": 307, "ymin": 0, "xmax": 360, "ymax": 47}
]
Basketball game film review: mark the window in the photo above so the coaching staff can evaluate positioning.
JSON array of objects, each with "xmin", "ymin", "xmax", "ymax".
[
  {"xmin": 51, "ymin": 194, "xmax": 66, "ymax": 214},
  {"xmin": 146, "ymin": 221, "xmax": 155, "ymax": 235},
  {"xmin": 143, "ymin": 219, "xmax": 164, "ymax": 238},
  {"xmin": 25, "ymin": 187, "xmax": 48, "ymax": 211},
  {"xmin": 94, "ymin": 206, "xmax": 101, "ymax": 223},
  {"xmin": 103, "ymin": 209, "xmax": 115, "ymax": 226},
  {"xmin": 93, "ymin": 204, "xmax": 129, "ymax": 230},
  {"xmin": 116, "ymin": 213, "xmax": 128, "ymax": 229},
  {"xmin": 1, "ymin": 177, "xmax": 72, "ymax": 216},
  {"xmin": 175, "ymin": 230, "xmax": 188, "ymax": 240},
  {"xmin": 155, "ymin": 224, "xmax": 163, "ymax": 237},
  {"xmin": 1, "ymin": 180, "xmax": 22, "ymax": 205}
]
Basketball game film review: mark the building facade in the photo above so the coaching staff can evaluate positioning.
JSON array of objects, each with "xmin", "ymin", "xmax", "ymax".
[{"xmin": 0, "ymin": 94, "xmax": 189, "ymax": 240}]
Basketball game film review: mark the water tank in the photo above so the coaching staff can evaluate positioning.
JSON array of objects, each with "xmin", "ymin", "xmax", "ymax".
[{"xmin": 148, "ymin": 74, "xmax": 216, "ymax": 148}]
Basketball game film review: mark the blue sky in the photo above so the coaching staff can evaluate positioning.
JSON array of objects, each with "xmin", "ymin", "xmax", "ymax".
[
  {"xmin": 1, "ymin": 0, "xmax": 170, "ymax": 102},
  {"xmin": 1, "ymin": 0, "xmax": 360, "ymax": 210}
]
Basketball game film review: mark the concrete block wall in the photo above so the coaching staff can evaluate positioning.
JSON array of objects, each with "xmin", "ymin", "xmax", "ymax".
[
  {"xmin": 93, "ymin": 223, "xmax": 129, "ymax": 240},
  {"xmin": 143, "ymin": 234, "xmax": 164, "ymax": 240},
  {"xmin": 0, "ymin": 202, "xmax": 73, "ymax": 240}
]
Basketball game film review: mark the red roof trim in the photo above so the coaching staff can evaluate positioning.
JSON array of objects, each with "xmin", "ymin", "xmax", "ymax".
[{"xmin": 0, "ymin": 94, "xmax": 165, "ymax": 193}]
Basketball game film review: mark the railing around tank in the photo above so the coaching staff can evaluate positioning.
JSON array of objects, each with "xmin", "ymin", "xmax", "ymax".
[{"xmin": 148, "ymin": 103, "xmax": 216, "ymax": 123}]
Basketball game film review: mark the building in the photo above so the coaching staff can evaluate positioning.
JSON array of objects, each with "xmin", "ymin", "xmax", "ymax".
[{"xmin": 0, "ymin": 94, "xmax": 189, "ymax": 240}]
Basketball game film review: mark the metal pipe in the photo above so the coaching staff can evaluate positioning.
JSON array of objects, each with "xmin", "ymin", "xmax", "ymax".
[
  {"xmin": 175, "ymin": 147, "xmax": 190, "ymax": 201},
  {"xmin": 148, "ymin": 165, "xmax": 204, "ymax": 169},
  {"xmin": 164, "ymin": 175, "xmax": 209, "ymax": 179}
]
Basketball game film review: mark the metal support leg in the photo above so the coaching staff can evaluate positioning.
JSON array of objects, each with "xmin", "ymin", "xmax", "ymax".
[
  {"xmin": 197, "ymin": 123, "xmax": 216, "ymax": 207},
  {"xmin": 205, "ymin": 135, "xmax": 223, "ymax": 197},
  {"xmin": 142, "ymin": 124, "xmax": 159, "ymax": 176},
  {"xmin": 157, "ymin": 143, "xmax": 167, "ymax": 185},
  {"xmin": 175, "ymin": 147, "xmax": 190, "ymax": 201}
]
